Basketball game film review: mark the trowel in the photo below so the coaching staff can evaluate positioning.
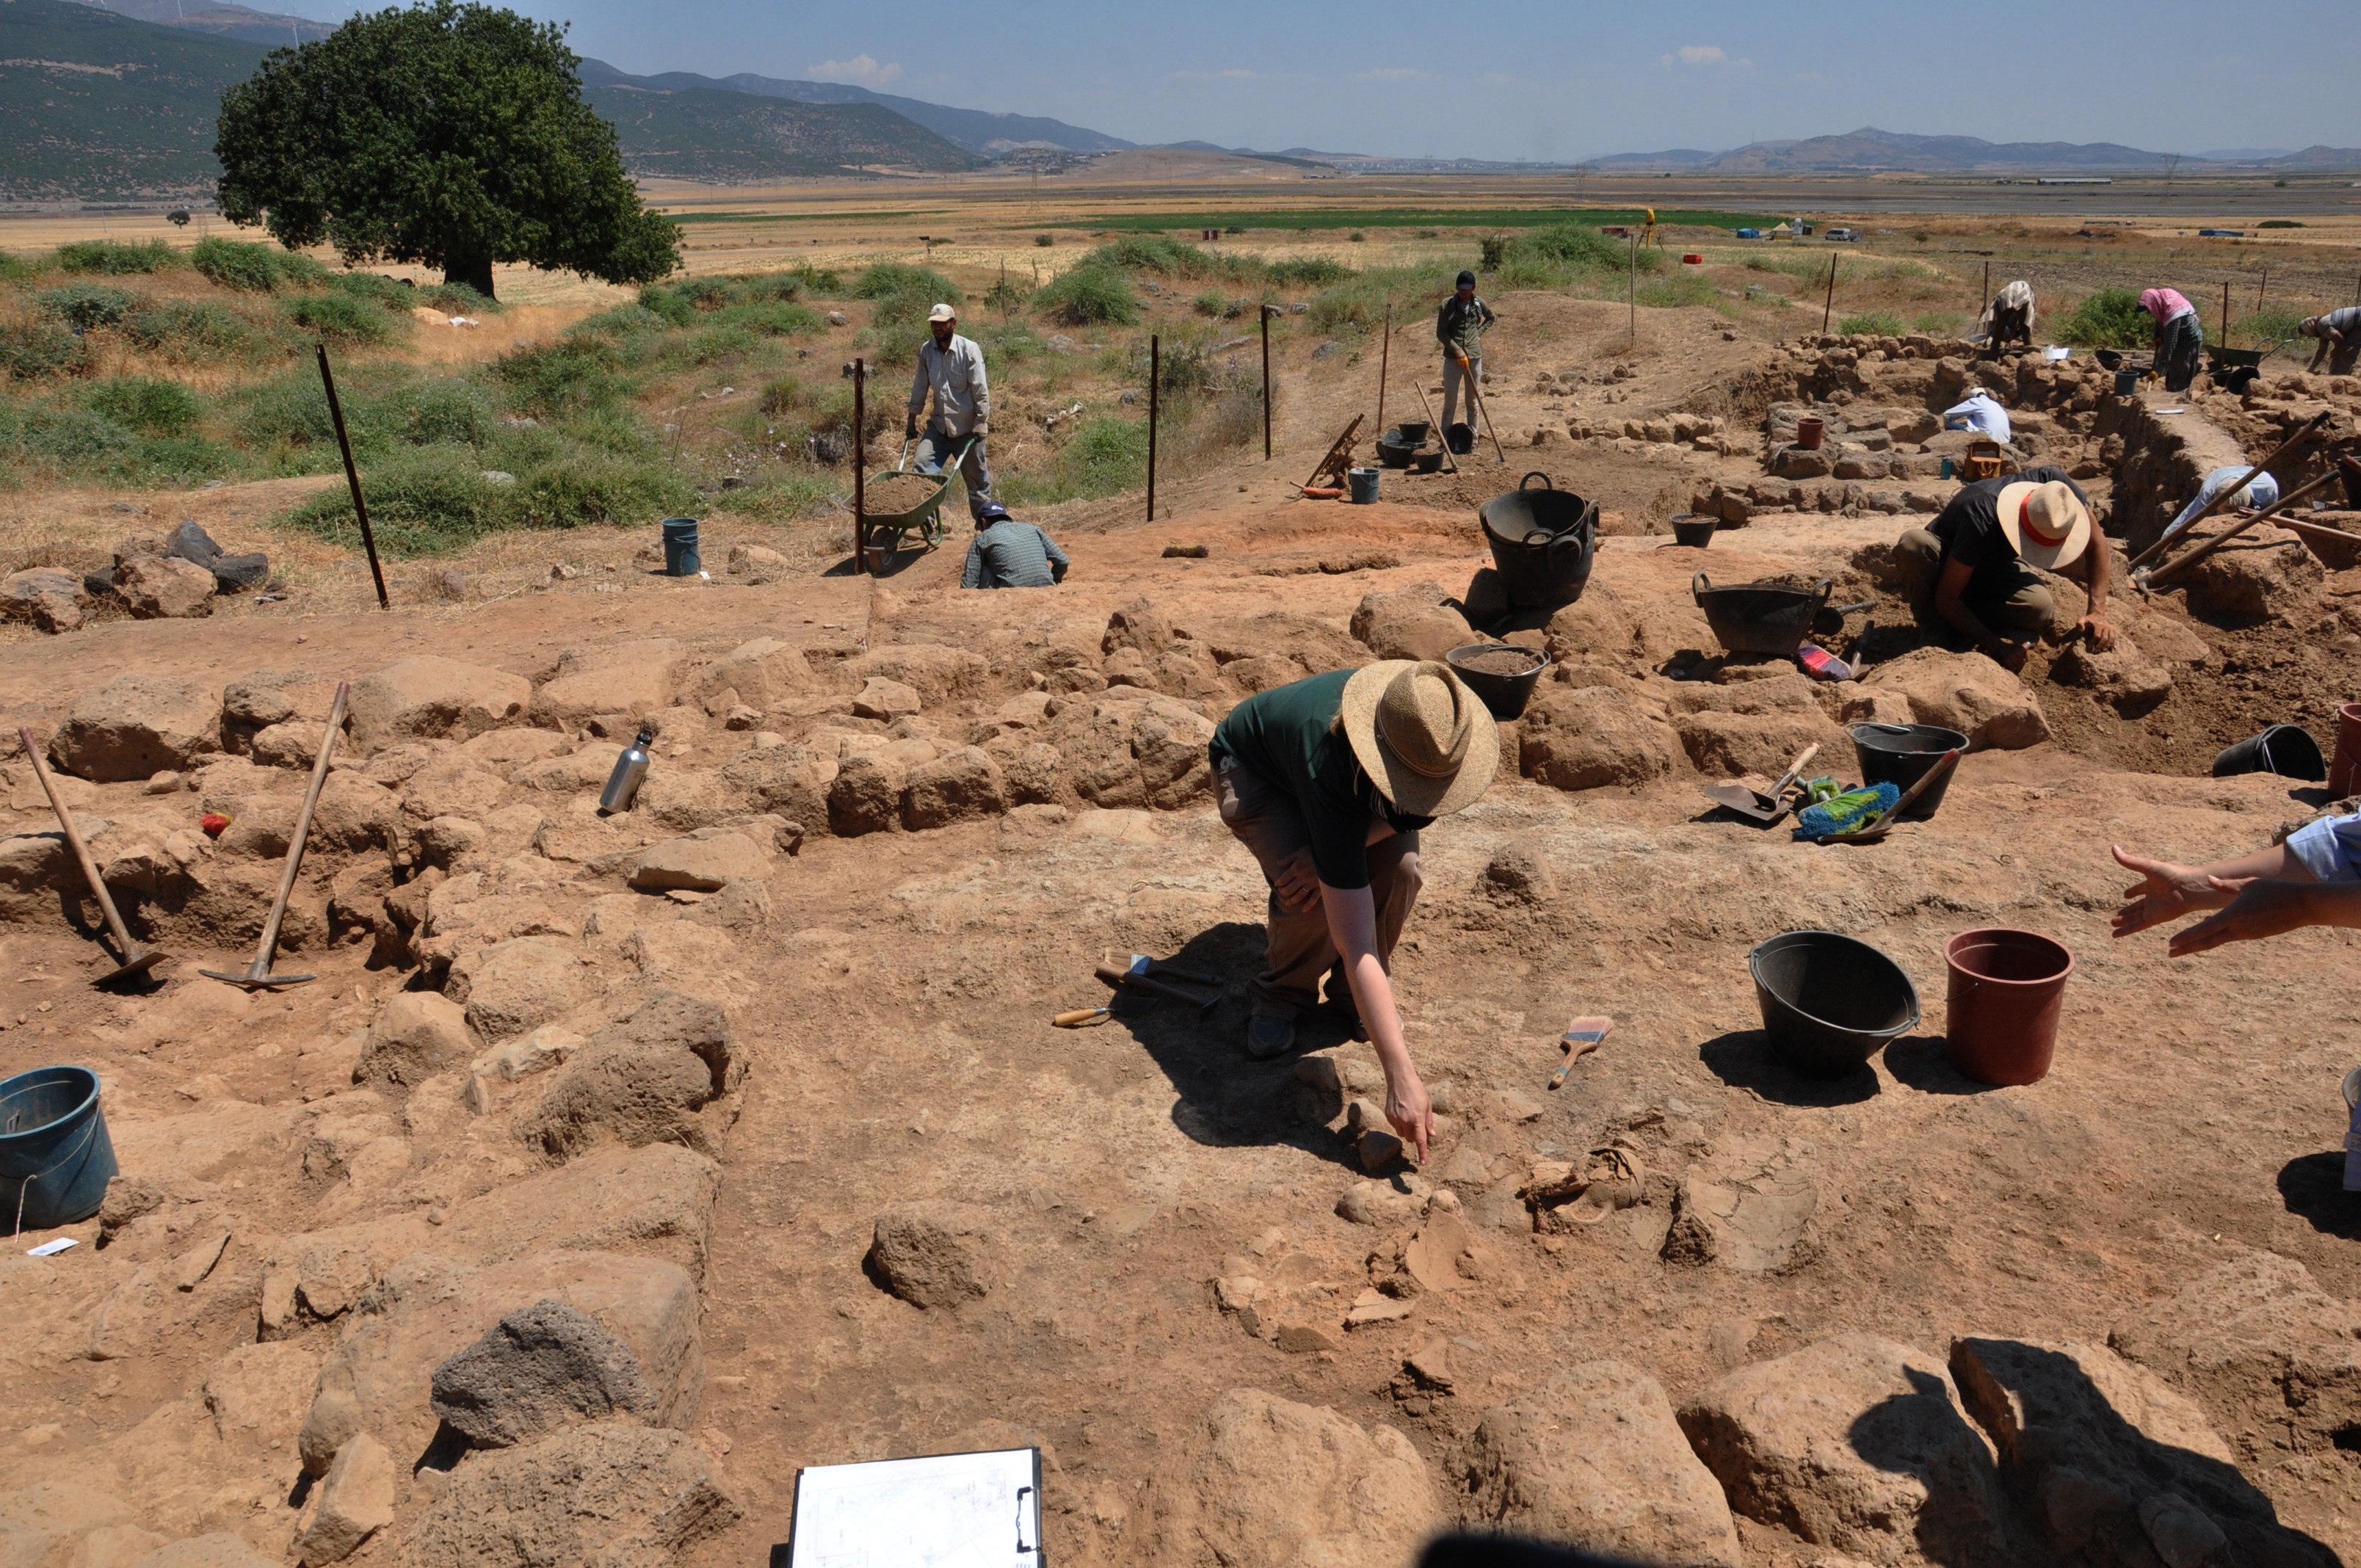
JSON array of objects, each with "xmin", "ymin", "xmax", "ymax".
[{"xmin": 1703, "ymin": 743, "xmax": 1818, "ymax": 825}]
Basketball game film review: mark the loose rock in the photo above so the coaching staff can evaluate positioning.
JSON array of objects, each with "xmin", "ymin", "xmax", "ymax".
[
  {"xmin": 869, "ymin": 1207, "xmax": 992, "ymax": 1308},
  {"xmin": 49, "ymin": 674, "xmax": 222, "ymax": 781}
]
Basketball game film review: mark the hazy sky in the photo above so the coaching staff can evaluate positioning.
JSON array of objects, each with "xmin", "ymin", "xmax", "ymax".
[{"xmin": 265, "ymin": 0, "xmax": 2355, "ymax": 161}]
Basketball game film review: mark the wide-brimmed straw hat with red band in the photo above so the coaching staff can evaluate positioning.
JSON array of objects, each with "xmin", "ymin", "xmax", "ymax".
[
  {"xmin": 1340, "ymin": 660, "xmax": 1498, "ymax": 818},
  {"xmin": 1994, "ymin": 479, "xmax": 2092, "ymax": 570}
]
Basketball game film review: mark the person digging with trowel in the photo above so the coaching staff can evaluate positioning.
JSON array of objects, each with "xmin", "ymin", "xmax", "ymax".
[
  {"xmin": 1208, "ymin": 661, "xmax": 1500, "ymax": 1164},
  {"xmin": 1436, "ymin": 270, "xmax": 1495, "ymax": 455},
  {"xmin": 907, "ymin": 302, "xmax": 994, "ymax": 519},
  {"xmin": 1892, "ymin": 471, "xmax": 2114, "ymax": 672}
]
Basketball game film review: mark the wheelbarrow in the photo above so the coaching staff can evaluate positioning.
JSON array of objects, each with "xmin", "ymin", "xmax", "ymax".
[
  {"xmin": 860, "ymin": 437, "xmax": 973, "ymax": 556},
  {"xmin": 2205, "ymin": 340, "xmax": 2286, "ymax": 393},
  {"xmin": 1693, "ymin": 574, "xmax": 1832, "ymax": 656}
]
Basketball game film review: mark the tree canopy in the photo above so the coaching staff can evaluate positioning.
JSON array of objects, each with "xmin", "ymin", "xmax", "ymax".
[{"xmin": 213, "ymin": 0, "xmax": 678, "ymax": 299}]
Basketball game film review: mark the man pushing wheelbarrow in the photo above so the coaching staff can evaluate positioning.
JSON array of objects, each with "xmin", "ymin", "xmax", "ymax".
[{"xmin": 907, "ymin": 302, "xmax": 994, "ymax": 520}]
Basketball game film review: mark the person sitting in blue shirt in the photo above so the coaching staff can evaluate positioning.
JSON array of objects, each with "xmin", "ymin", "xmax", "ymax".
[{"xmin": 958, "ymin": 503, "xmax": 1070, "ymax": 590}]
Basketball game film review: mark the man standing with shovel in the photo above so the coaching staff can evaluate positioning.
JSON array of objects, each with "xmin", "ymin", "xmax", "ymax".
[
  {"xmin": 1208, "ymin": 661, "xmax": 1501, "ymax": 1164},
  {"xmin": 1436, "ymin": 270, "xmax": 1495, "ymax": 455},
  {"xmin": 907, "ymin": 302, "xmax": 994, "ymax": 520}
]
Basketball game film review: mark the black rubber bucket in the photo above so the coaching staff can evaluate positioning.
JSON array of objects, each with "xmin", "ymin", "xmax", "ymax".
[
  {"xmin": 1395, "ymin": 420, "xmax": 1431, "ymax": 446},
  {"xmin": 1, "ymin": 1065, "xmax": 118, "ymax": 1230},
  {"xmin": 1479, "ymin": 473, "xmax": 1598, "ymax": 610},
  {"xmin": 1692, "ymin": 575, "xmax": 1832, "ymax": 656},
  {"xmin": 1671, "ymin": 515, "xmax": 1716, "ymax": 548},
  {"xmin": 1849, "ymin": 722, "xmax": 1971, "ymax": 820},
  {"xmin": 1748, "ymin": 930, "xmax": 1921, "ymax": 1077},
  {"xmin": 1445, "ymin": 643, "xmax": 1551, "ymax": 719},
  {"xmin": 2211, "ymin": 725, "xmax": 2324, "ymax": 781}
]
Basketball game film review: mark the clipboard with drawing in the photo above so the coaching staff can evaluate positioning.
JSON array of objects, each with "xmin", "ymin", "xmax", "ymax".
[{"xmin": 786, "ymin": 1445, "xmax": 1044, "ymax": 1568}]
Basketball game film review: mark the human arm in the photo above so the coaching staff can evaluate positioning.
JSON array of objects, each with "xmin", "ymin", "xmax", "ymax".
[
  {"xmin": 1319, "ymin": 878, "xmax": 1432, "ymax": 1161},
  {"xmin": 1932, "ymin": 556, "xmax": 2026, "ymax": 669},
  {"xmin": 1040, "ymin": 529, "xmax": 1070, "ymax": 584},
  {"xmin": 2074, "ymin": 526, "xmax": 2116, "ymax": 650},
  {"xmin": 959, "ymin": 537, "xmax": 987, "ymax": 590},
  {"xmin": 967, "ymin": 339, "xmax": 989, "ymax": 432},
  {"xmin": 2111, "ymin": 841, "xmax": 2310, "ymax": 937},
  {"xmin": 908, "ymin": 351, "xmax": 929, "ymax": 432},
  {"xmin": 2169, "ymin": 879, "xmax": 2361, "ymax": 956}
]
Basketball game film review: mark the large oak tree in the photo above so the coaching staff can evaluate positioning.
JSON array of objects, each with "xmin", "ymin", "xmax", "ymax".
[{"xmin": 214, "ymin": 0, "xmax": 678, "ymax": 299}]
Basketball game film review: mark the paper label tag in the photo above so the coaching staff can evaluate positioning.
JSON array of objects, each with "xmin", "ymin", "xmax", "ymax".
[{"xmin": 26, "ymin": 1238, "xmax": 76, "ymax": 1257}]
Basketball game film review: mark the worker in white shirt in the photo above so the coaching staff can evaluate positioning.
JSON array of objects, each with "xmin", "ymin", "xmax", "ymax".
[{"xmin": 907, "ymin": 303, "xmax": 993, "ymax": 518}]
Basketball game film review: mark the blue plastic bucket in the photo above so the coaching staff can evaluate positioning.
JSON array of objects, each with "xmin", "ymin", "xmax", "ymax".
[
  {"xmin": 1, "ymin": 1066, "xmax": 117, "ymax": 1232},
  {"xmin": 660, "ymin": 518, "xmax": 700, "ymax": 576},
  {"xmin": 1346, "ymin": 467, "xmax": 1380, "ymax": 505}
]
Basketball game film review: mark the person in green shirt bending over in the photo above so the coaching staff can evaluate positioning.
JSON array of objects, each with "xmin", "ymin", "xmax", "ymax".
[{"xmin": 1206, "ymin": 660, "xmax": 1500, "ymax": 1163}]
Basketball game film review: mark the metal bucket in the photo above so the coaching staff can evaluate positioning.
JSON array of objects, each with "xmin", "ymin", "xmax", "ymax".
[
  {"xmin": 1479, "ymin": 473, "xmax": 1597, "ymax": 610},
  {"xmin": 1692, "ymin": 574, "xmax": 1832, "ymax": 656}
]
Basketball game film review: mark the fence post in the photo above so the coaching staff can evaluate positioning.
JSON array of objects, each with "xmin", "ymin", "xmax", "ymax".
[
  {"xmin": 315, "ymin": 343, "xmax": 388, "ymax": 611},
  {"xmin": 1260, "ymin": 307, "xmax": 1272, "ymax": 460},
  {"xmin": 1823, "ymin": 255, "xmax": 1838, "ymax": 334},
  {"xmin": 1147, "ymin": 335, "xmax": 1158, "ymax": 523},
  {"xmin": 852, "ymin": 358, "xmax": 867, "ymax": 576}
]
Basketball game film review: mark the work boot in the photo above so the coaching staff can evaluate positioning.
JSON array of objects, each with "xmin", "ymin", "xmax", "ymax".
[{"xmin": 1244, "ymin": 1015, "xmax": 1296, "ymax": 1061}]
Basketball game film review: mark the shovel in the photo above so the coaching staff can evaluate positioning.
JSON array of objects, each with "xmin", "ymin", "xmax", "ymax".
[
  {"xmin": 200, "ymin": 682, "xmax": 348, "ymax": 990},
  {"xmin": 15, "ymin": 727, "xmax": 167, "ymax": 986},
  {"xmin": 1818, "ymin": 748, "xmax": 1960, "ymax": 846},
  {"xmin": 1704, "ymin": 744, "xmax": 1819, "ymax": 824},
  {"xmin": 1095, "ymin": 957, "xmax": 1219, "ymax": 1015}
]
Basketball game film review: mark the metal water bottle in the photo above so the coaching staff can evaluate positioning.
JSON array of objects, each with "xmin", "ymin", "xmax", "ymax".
[{"xmin": 599, "ymin": 725, "xmax": 653, "ymax": 813}]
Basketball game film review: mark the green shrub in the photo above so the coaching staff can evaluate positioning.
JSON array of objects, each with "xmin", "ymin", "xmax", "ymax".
[
  {"xmin": 661, "ymin": 324, "xmax": 758, "ymax": 369},
  {"xmin": 507, "ymin": 449, "xmax": 697, "ymax": 531},
  {"xmin": 37, "ymin": 283, "xmax": 137, "ymax": 330},
  {"xmin": 786, "ymin": 261, "xmax": 842, "ymax": 294},
  {"xmin": 719, "ymin": 300, "xmax": 822, "ymax": 336},
  {"xmin": 54, "ymin": 239, "xmax": 178, "ymax": 275},
  {"xmin": 1495, "ymin": 222, "xmax": 1649, "ymax": 289},
  {"xmin": 2235, "ymin": 304, "xmax": 2307, "ymax": 348},
  {"xmin": 1034, "ymin": 233, "xmax": 1055, "ymax": 247},
  {"xmin": 2059, "ymin": 287, "xmax": 2150, "ymax": 349},
  {"xmin": 416, "ymin": 280, "xmax": 500, "ymax": 314},
  {"xmin": 1035, "ymin": 266, "xmax": 1138, "ymax": 325},
  {"xmin": 1836, "ymin": 311, "xmax": 1905, "ymax": 336},
  {"xmin": 1266, "ymin": 256, "xmax": 1352, "ymax": 287},
  {"xmin": 0, "ymin": 319, "xmax": 86, "ymax": 380},
  {"xmin": 282, "ymin": 449, "xmax": 507, "ymax": 554},
  {"xmin": 709, "ymin": 471, "xmax": 842, "ymax": 523},
  {"xmin": 233, "ymin": 371, "xmax": 338, "ymax": 449},
  {"xmin": 192, "ymin": 236, "xmax": 330, "ymax": 292},
  {"xmin": 1912, "ymin": 311, "xmax": 1962, "ymax": 334},
  {"xmin": 2257, "ymin": 219, "xmax": 2303, "ymax": 230},
  {"xmin": 495, "ymin": 339, "xmax": 630, "ymax": 418},
  {"xmin": 758, "ymin": 377, "xmax": 802, "ymax": 415},
  {"xmin": 85, "ymin": 375, "xmax": 203, "ymax": 435},
  {"xmin": 0, "ymin": 250, "xmax": 34, "ymax": 283},
  {"xmin": 289, "ymin": 291, "xmax": 394, "ymax": 344},
  {"xmin": 1001, "ymin": 414, "xmax": 1148, "ymax": 505},
  {"xmin": 0, "ymin": 402, "xmax": 231, "ymax": 486},
  {"xmin": 984, "ymin": 273, "xmax": 1031, "ymax": 315},
  {"xmin": 1636, "ymin": 275, "xmax": 1716, "ymax": 310},
  {"xmin": 853, "ymin": 262, "xmax": 957, "ymax": 302},
  {"xmin": 386, "ymin": 379, "xmax": 494, "ymax": 446},
  {"xmin": 125, "ymin": 300, "xmax": 266, "ymax": 361},
  {"xmin": 330, "ymin": 272, "xmax": 417, "ymax": 311},
  {"xmin": 1193, "ymin": 288, "xmax": 1231, "ymax": 317}
]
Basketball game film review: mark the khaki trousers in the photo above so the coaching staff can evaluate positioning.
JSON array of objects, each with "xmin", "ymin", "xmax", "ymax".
[
  {"xmin": 1216, "ymin": 761, "xmax": 1421, "ymax": 1020},
  {"xmin": 1893, "ymin": 528, "xmax": 2053, "ymax": 636}
]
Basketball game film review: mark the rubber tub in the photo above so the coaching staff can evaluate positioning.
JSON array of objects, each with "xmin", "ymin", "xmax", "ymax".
[
  {"xmin": 1849, "ymin": 722, "xmax": 1970, "ymax": 820},
  {"xmin": 1445, "ymin": 643, "xmax": 1551, "ymax": 720},
  {"xmin": 1, "ymin": 1065, "xmax": 117, "ymax": 1231},
  {"xmin": 661, "ymin": 517, "xmax": 700, "ymax": 576},
  {"xmin": 1671, "ymin": 515, "xmax": 1716, "ymax": 548},
  {"xmin": 1479, "ymin": 473, "xmax": 1597, "ymax": 610},
  {"xmin": 1748, "ymin": 931, "xmax": 1920, "ymax": 1078},
  {"xmin": 1347, "ymin": 467, "xmax": 1381, "ymax": 505},
  {"xmin": 1693, "ymin": 575, "xmax": 1832, "ymax": 656},
  {"xmin": 1944, "ymin": 929, "xmax": 2074, "ymax": 1086}
]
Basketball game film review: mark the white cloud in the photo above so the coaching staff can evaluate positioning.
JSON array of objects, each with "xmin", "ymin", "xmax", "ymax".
[
  {"xmin": 808, "ymin": 54, "xmax": 902, "ymax": 88},
  {"xmin": 1659, "ymin": 44, "xmax": 1752, "ymax": 70},
  {"xmin": 1222, "ymin": 68, "xmax": 1255, "ymax": 79},
  {"xmin": 1357, "ymin": 66, "xmax": 1423, "ymax": 81}
]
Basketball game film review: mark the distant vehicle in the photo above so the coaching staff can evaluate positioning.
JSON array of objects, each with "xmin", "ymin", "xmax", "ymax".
[
  {"xmin": 1825, "ymin": 227, "xmax": 1861, "ymax": 242},
  {"xmin": 1734, "ymin": 228, "xmax": 1762, "ymax": 239},
  {"xmin": 2197, "ymin": 228, "xmax": 2246, "ymax": 238}
]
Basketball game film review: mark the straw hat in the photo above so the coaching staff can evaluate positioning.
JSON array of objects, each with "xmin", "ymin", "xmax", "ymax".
[
  {"xmin": 1340, "ymin": 661, "xmax": 1498, "ymax": 817},
  {"xmin": 1994, "ymin": 478, "xmax": 2092, "ymax": 570},
  {"xmin": 927, "ymin": 302, "xmax": 956, "ymax": 323}
]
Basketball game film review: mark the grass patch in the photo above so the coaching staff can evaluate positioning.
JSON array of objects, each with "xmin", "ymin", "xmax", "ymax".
[
  {"xmin": 1086, "ymin": 207, "xmax": 1785, "ymax": 233},
  {"xmin": 2059, "ymin": 287, "xmax": 2149, "ymax": 349},
  {"xmin": 1636, "ymin": 275, "xmax": 1716, "ymax": 310},
  {"xmin": 1036, "ymin": 266, "xmax": 1139, "ymax": 326},
  {"xmin": 125, "ymin": 300, "xmax": 270, "ymax": 362},
  {"xmin": 2233, "ymin": 305, "xmax": 2307, "ymax": 348},
  {"xmin": 192, "ymin": 236, "xmax": 330, "ymax": 293},
  {"xmin": 54, "ymin": 239, "xmax": 180, "ymax": 275},
  {"xmin": 0, "ymin": 319, "xmax": 87, "ymax": 380},
  {"xmin": 1837, "ymin": 311, "xmax": 1906, "ymax": 336},
  {"xmin": 85, "ymin": 375, "xmax": 202, "ymax": 435},
  {"xmin": 37, "ymin": 283, "xmax": 137, "ymax": 330},
  {"xmin": 708, "ymin": 471, "xmax": 842, "ymax": 523},
  {"xmin": 0, "ymin": 251, "xmax": 35, "ymax": 284},
  {"xmin": 852, "ymin": 261, "xmax": 958, "ymax": 303},
  {"xmin": 289, "ymin": 291, "xmax": 396, "ymax": 345},
  {"xmin": 998, "ymin": 413, "xmax": 1147, "ymax": 506},
  {"xmin": 1307, "ymin": 265, "xmax": 1447, "ymax": 333}
]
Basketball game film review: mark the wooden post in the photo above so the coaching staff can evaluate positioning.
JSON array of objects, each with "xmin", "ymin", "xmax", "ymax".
[
  {"xmin": 1981, "ymin": 259, "xmax": 1990, "ymax": 316},
  {"xmin": 2257, "ymin": 267, "xmax": 2267, "ymax": 310},
  {"xmin": 1147, "ymin": 334, "xmax": 1158, "ymax": 523},
  {"xmin": 1260, "ymin": 306, "xmax": 1272, "ymax": 460},
  {"xmin": 1376, "ymin": 304, "xmax": 1390, "ymax": 440},
  {"xmin": 1626, "ymin": 231, "xmax": 1636, "ymax": 340},
  {"xmin": 2221, "ymin": 281, "xmax": 2231, "ymax": 348},
  {"xmin": 1823, "ymin": 255, "xmax": 1838, "ymax": 334},
  {"xmin": 315, "ymin": 343, "xmax": 388, "ymax": 611},
  {"xmin": 852, "ymin": 358, "xmax": 868, "ymax": 576}
]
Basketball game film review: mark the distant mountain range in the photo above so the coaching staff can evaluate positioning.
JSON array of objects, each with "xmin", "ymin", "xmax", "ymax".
[
  {"xmin": 584, "ymin": 75, "xmax": 982, "ymax": 182},
  {"xmin": 73, "ymin": 0, "xmax": 329, "ymax": 47},
  {"xmin": 578, "ymin": 60, "xmax": 1130, "ymax": 157},
  {"xmin": 1592, "ymin": 126, "xmax": 2361, "ymax": 173}
]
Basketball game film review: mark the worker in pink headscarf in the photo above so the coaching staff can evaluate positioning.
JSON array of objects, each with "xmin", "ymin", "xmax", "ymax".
[{"xmin": 2136, "ymin": 287, "xmax": 2203, "ymax": 393}]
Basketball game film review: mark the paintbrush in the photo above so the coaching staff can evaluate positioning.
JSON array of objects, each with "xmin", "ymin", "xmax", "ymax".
[{"xmin": 1551, "ymin": 1016, "xmax": 1614, "ymax": 1089}]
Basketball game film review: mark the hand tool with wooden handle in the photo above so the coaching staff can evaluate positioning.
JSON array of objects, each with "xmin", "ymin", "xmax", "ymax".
[
  {"xmin": 1818, "ymin": 748, "xmax": 1959, "ymax": 845},
  {"xmin": 1702, "ymin": 743, "xmax": 1818, "ymax": 824},
  {"xmin": 1551, "ymin": 1017, "xmax": 1614, "ymax": 1089},
  {"xmin": 1053, "ymin": 1007, "xmax": 1111, "ymax": 1028},
  {"xmin": 1096, "ymin": 961, "xmax": 1218, "ymax": 1015},
  {"xmin": 17, "ymin": 727, "xmax": 166, "ymax": 985},
  {"xmin": 200, "ymin": 681, "xmax": 349, "ymax": 989},
  {"xmin": 1131, "ymin": 954, "xmax": 1220, "ymax": 987}
]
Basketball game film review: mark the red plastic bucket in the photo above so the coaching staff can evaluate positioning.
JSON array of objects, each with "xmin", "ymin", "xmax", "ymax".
[
  {"xmin": 1945, "ymin": 929, "xmax": 2072, "ymax": 1085},
  {"xmin": 1797, "ymin": 415, "xmax": 1825, "ymax": 451},
  {"xmin": 1682, "ymin": 253, "xmax": 1704, "ymax": 265},
  {"xmin": 2330, "ymin": 702, "xmax": 2361, "ymax": 798}
]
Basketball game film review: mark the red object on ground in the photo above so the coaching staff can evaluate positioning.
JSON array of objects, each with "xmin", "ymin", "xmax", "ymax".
[
  {"xmin": 1300, "ymin": 486, "xmax": 1345, "ymax": 500},
  {"xmin": 2330, "ymin": 702, "xmax": 2361, "ymax": 797},
  {"xmin": 201, "ymin": 813, "xmax": 229, "ymax": 838},
  {"xmin": 1796, "ymin": 415, "xmax": 1826, "ymax": 451},
  {"xmin": 1944, "ymin": 929, "xmax": 2074, "ymax": 1086},
  {"xmin": 1682, "ymin": 253, "xmax": 1704, "ymax": 265}
]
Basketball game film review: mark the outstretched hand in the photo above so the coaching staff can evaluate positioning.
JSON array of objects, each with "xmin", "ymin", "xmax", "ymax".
[
  {"xmin": 2111, "ymin": 843, "xmax": 2234, "ymax": 937},
  {"xmin": 2076, "ymin": 613, "xmax": 2119, "ymax": 652},
  {"xmin": 1385, "ymin": 1069, "xmax": 1434, "ymax": 1164},
  {"xmin": 2168, "ymin": 877, "xmax": 2316, "ymax": 957}
]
